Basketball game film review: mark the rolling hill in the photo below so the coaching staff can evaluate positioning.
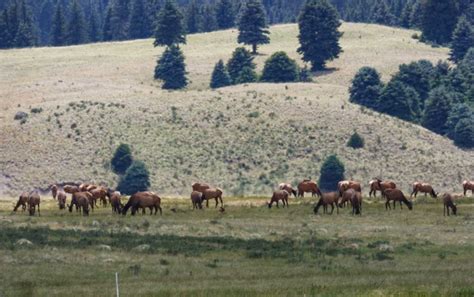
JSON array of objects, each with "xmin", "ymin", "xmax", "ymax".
[{"xmin": 0, "ymin": 22, "xmax": 472, "ymax": 197}]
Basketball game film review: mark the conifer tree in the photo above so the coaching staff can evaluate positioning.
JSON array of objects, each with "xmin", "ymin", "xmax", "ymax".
[
  {"xmin": 237, "ymin": 0, "xmax": 270, "ymax": 54},
  {"xmin": 449, "ymin": 16, "xmax": 474, "ymax": 63},
  {"xmin": 0, "ymin": 10, "xmax": 9, "ymax": 48},
  {"xmin": 14, "ymin": 0, "xmax": 36, "ymax": 47},
  {"xmin": 67, "ymin": 0, "xmax": 88, "ymax": 45},
  {"xmin": 154, "ymin": 45, "xmax": 188, "ymax": 90},
  {"xmin": 319, "ymin": 155, "xmax": 345, "ymax": 191},
  {"xmin": 379, "ymin": 80, "xmax": 417, "ymax": 122},
  {"xmin": 297, "ymin": 0, "xmax": 342, "ymax": 71},
  {"xmin": 117, "ymin": 161, "xmax": 151, "ymax": 195},
  {"xmin": 185, "ymin": 0, "xmax": 200, "ymax": 34},
  {"xmin": 261, "ymin": 51, "xmax": 299, "ymax": 83},
  {"xmin": 422, "ymin": 87, "xmax": 453, "ymax": 134},
  {"xmin": 88, "ymin": 7, "xmax": 101, "ymax": 42},
  {"xmin": 226, "ymin": 47, "xmax": 256, "ymax": 84},
  {"xmin": 102, "ymin": 7, "xmax": 113, "ymax": 41},
  {"xmin": 371, "ymin": 1, "xmax": 396, "ymax": 26},
  {"xmin": 51, "ymin": 2, "xmax": 67, "ymax": 46},
  {"xmin": 38, "ymin": 0, "xmax": 53, "ymax": 45},
  {"xmin": 446, "ymin": 103, "xmax": 473, "ymax": 139},
  {"xmin": 111, "ymin": 143, "xmax": 133, "ymax": 174},
  {"xmin": 347, "ymin": 132, "xmax": 364, "ymax": 149},
  {"xmin": 453, "ymin": 117, "xmax": 474, "ymax": 148},
  {"xmin": 210, "ymin": 59, "xmax": 231, "ymax": 89},
  {"xmin": 154, "ymin": 0, "xmax": 186, "ymax": 47},
  {"xmin": 129, "ymin": 0, "xmax": 150, "ymax": 39},
  {"xmin": 216, "ymin": 0, "xmax": 235, "ymax": 29},
  {"xmin": 421, "ymin": 0, "xmax": 458, "ymax": 44},
  {"xmin": 201, "ymin": 5, "xmax": 217, "ymax": 32},
  {"xmin": 235, "ymin": 66, "xmax": 258, "ymax": 84},
  {"xmin": 349, "ymin": 67, "xmax": 383, "ymax": 109},
  {"xmin": 400, "ymin": 1, "xmax": 413, "ymax": 28},
  {"xmin": 109, "ymin": 0, "xmax": 130, "ymax": 40},
  {"xmin": 409, "ymin": 0, "xmax": 423, "ymax": 29}
]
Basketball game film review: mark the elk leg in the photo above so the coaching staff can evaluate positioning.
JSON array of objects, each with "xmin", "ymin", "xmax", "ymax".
[
  {"xmin": 215, "ymin": 198, "xmax": 218, "ymax": 208},
  {"xmin": 38, "ymin": 204, "xmax": 40, "ymax": 217}
]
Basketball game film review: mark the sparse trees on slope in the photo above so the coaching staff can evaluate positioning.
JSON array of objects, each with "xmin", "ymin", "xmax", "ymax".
[
  {"xmin": 154, "ymin": 45, "xmax": 188, "ymax": 90},
  {"xmin": 297, "ymin": 0, "xmax": 342, "ymax": 71},
  {"xmin": 210, "ymin": 60, "xmax": 231, "ymax": 89},
  {"xmin": 237, "ymin": 0, "xmax": 270, "ymax": 54},
  {"xmin": 349, "ymin": 67, "xmax": 383, "ymax": 109},
  {"xmin": 319, "ymin": 155, "xmax": 345, "ymax": 192},
  {"xmin": 261, "ymin": 51, "xmax": 299, "ymax": 83},
  {"xmin": 154, "ymin": 0, "xmax": 186, "ymax": 47},
  {"xmin": 450, "ymin": 16, "xmax": 474, "ymax": 63}
]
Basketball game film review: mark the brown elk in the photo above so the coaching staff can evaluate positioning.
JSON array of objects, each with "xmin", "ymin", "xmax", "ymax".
[
  {"xmin": 109, "ymin": 191, "xmax": 123, "ymax": 214},
  {"xmin": 411, "ymin": 182, "xmax": 437, "ymax": 198},
  {"xmin": 383, "ymin": 189, "xmax": 413, "ymax": 210},
  {"xmin": 28, "ymin": 192, "xmax": 41, "ymax": 216},
  {"xmin": 463, "ymin": 180, "xmax": 474, "ymax": 196},
  {"xmin": 338, "ymin": 180, "xmax": 361, "ymax": 196},
  {"xmin": 297, "ymin": 180, "xmax": 322, "ymax": 198},
  {"xmin": 339, "ymin": 189, "xmax": 362, "ymax": 215},
  {"xmin": 313, "ymin": 192, "xmax": 340, "ymax": 215},
  {"xmin": 57, "ymin": 191, "xmax": 67, "ymax": 210},
  {"xmin": 122, "ymin": 191, "xmax": 162, "ymax": 216},
  {"xmin": 51, "ymin": 184, "xmax": 58, "ymax": 200},
  {"xmin": 192, "ymin": 182, "xmax": 210, "ymax": 193},
  {"xmin": 13, "ymin": 192, "xmax": 29, "ymax": 212},
  {"xmin": 64, "ymin": 185, "xmax": 80, "ymax": 194},
  {"xmin": 268, "ymin": 190, "xmax": 289, "ymax": 208},
  {"xmin": 68, "ymin": 192, "xmax": 90, "ymax": 216},
  {"xmin": 369, "ymin": 179, "xmax": 396, "ymax": 198},
  {"xmin": 89, "ymin": 187, "xmax": 108, "ymax": 207},
  {"xmin": 278, "ymin": 183, "xmax": 297, "ymax": 197},
  {"xmin": 190, "ymin": 191, "xmax": 203, "ymax": 210},
  {"xmin": 442, "ymin": 193, "xmax": 457, "ymax": 216},
  {"xmin": 202, "ymin": 188, "xmax": 224, "ymax": 208}
]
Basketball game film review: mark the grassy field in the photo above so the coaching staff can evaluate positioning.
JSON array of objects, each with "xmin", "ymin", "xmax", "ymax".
[
  {"xmin": 0, "ymin": 22, "xmax": 472, "ymax": 196},
  {"xmin": 0, "ymin": 195, "xmax": 473, "ymax": 296}
]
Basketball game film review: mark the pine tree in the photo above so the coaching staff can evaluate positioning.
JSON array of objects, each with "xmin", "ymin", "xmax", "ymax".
[
  {"xmin": 88, "ymin": 7, "xmax": 101, "ymax": 42},
  {"xmin": 129, "ymin": 0, "xmax": 150, "ymax": 39},
  {"xmin": 422, "ymin": 87, "xmax": 453, "ymax": 134},
  {"xmin": 347, "ymin": 132, "xmax": 365, "ymax": 149},
  {"xmin": 400, "ymin": 1, "xmax": 413, "ymax": 28},
  {"xmin": 154, "ymin": 0, "xmax": 186, "ymax": 47},
  {"xmin": 237, "ymin": 0, "xmax": 270, "ymax": 54},
  {"xmin": 210, "ymin": 59, "xmax": 231, "ymax": 89},
  {"xmin": 8, "ymin": 1, "xmax": 20, "ymax": 44},
  {"xmin": 185, "ymin": 0, "xmax": 200, "ymax": 34},
  {"xmin": 449, "ymin": 16, "xmax": 474, "ymax": 63},
  {"xmin": 51, "ymin": 2, "xmax": 67, "ymax": 46},
  {"xmin": 349, "ymin": 67, "xmax": 383, "ymax": 109},
  {"xmin": 0, "ymin": 9, "xmax": 9, "ymax": 48},
  {"xmin": 216, "ymin": 0, "xmax": 235, "ymax": 29},
  {"xmin": 409, "ymin": 0, "xmax": 423, "ymax": 29},
  {"xmin": 421, "ymin": 0, "xmax": 458, "ymax": 44},
  {"xmin": 235, "ymin": 66, "xmax": 258, "ymax": 84},
  {"xmin": 261, "ymin": 51, "xmax": 299, "ymax": 83},
  {"xmin": 371, "ymin": 1, "xmax": 396, "ymax": 26},
  {"xmin": 319, "ymin": 155, "xmax": 345, "ymax": 192},
  {"xmin": 201, "ymin": 5, "xmax": 217, "ymax": 32},
  {"xmin": 446, "ymin": 103, "xmax": 473, "ymax": 139},
  {"xmin": 226, "ymin": 47, "xmax": 256, "ymax": 84},
  {"xmin": 67, "ymin": 0, "xmax": 88, "ymax": 45},
  {"xmin": 453, "ymin": 117, "xmax": 474, "ymax": 148},
  {"xmin": 379, "ymin": 80, "xmax": 417, "ymax": 122},
  {"xmin": 102, "ymin": 7, "xmax": 113, "ymax": 41},
  {"xmin": 111, "ymin": 143, "xmax": 133, "ymax": 174},
  {"xmin": 117, "ymin": 161, "xmax": 151, "ymax": 195},
  {"xmin": 154, "ymin": 45, "xmax": 188, "ymax": 90},
  {"xmin": 38, "ymin": 0, "xmax": 54, "ymax": 45},
  {"xmin": 14, "ymin": 0, "xmax": 37, "ymax": 47},
  {"xmin": 297, "ymin": 0, "xmax": 342, "ymax": 71},
  {"xmin": 109, "ymin": 0, "xmax": 130, "ymax": 41}
]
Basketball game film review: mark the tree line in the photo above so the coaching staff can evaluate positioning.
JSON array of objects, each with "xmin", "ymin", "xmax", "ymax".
[{"xmin": 1, "ymin": 0, "xmax": 472, "ymax": 49}]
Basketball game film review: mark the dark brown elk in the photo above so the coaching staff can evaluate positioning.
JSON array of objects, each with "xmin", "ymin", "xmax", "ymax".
[
  {"xmin": 89, "ymin": 187, "xmax": 108, "ymax": 207},
  {"xmin": 268, "ymin": 190, "xmax": 289, "ymax": 208},
  {"xmin": 64, "ymin": 185, "xmax": 80, "ymax": 194},
  {"xmin": 369, "ymin": 179, "xmax": 396, "ymax": 198},
  {"xmin": 383, "ymin": 189, "xmax": 413, "ymax": 210},
  {"xmin": 411, "ymin": 182, "xmax": 437, "ymax": 198},
  {"xmin": 57, "ymin": 191, "xmax": 67, "ymax": 210},
  {"xmin": 192, "ymin": 182, "xmax": 210, "ymax": 193},
  {"xmin": 463, "ymin": 180, "xmax": 474, "ymax": 196},
  {"xmin": 28, "ymin": 192, "xmax": 41, "ymax": 216},
  {"xmin": 338, "ymin": 180, "xmax": 361, "ymax": 196},
  {"xmin": 109, "ymin": 191, "xmax": 123, "ymax": 214},
  {"xmin": 298, "ymin": 180, "xmax": 322, "ymax": 198},
  {"xmin": 442, "ymin": 193, "xmax": 457, "ymax": 216},
  {"xmin": 339, "ymin": 189, "xmax": 362, "ymax": 214},
  {"xmin": 122, "ymin": 191, "xmax": 162, "ymax": 216},
  {"xmin": 51, "ymin": 184, "xmax": 58, "ymax": 200},
  {"xmin": 190, "ymin": 191, "xmax": 203, "ymax": 209},
  {"xmin": 13, "ymin": 192, "xmax": 29, "ymax": 212},
  {"xmin": 202, "ymin": 188, "xmax": 224, "ymax": 208},
  {"xmin": 68, "ymin": 192, "xmax": 90, "ymax": 216},
  {"xmin": 350, "ymin": 191, "xmax": 362, "ymax": 216},
  {"xmin": 313, "ymin": 192, "xmax": 340, "ymax": 215},
  {"xmin": 278, "ymin": 183, "xmax": 297, "ymax": 197}
]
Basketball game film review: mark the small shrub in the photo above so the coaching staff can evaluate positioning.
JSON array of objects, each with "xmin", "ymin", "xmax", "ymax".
[
  {"xmin": 30, "ymin": 107, "xmax": 43, "ymax": 114},
  {"xmin": 347, "ymin": 132, "xmax": 364, "ymax": 149},
  {"xmin": 411, "ymin": 33, "xmax": 419, "ymax": 40}
]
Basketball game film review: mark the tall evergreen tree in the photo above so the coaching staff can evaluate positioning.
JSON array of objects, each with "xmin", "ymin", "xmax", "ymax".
[
  {"xmin": 409, "ymin": 0, "xmax": 423, "ymax": 29},
  {"xmin": 210, "ymin": 59, "xmax": 231, "ymax": 89},
  {"xmin": 371, "ymin": 1, "xmax": 396, "ymax": 26},
  {"xmin": 102, "ymin": 7, "xmax": 113, "ymax": 41},
  {"xmin": 261, "ymin": 51, "xmax": 300, "ymax": 83},
  {"xmin": 117, "ymin": 160, "xmax": 151, "ymax": 195},
  {"xmin": 201, "ymin": 5, "xmax": 217, "ymax": 32},
  {"xmin": 67, "ymin": 0, "xmax": 88, "ymax": 45},
  {"xmin": 422, "ymin": 87, "xmax": 453, "ymax": 134},
  {"xmin": 349, "ymin": 67, "xmax": 384, "ymax": 109},
  {"xmin": 453, "ymin": 117, "xmax": 474, "ymax": 148},
  {"xmin": 379, "ymin": 80, "xmax": 417, "ymax": 122},
  {"xmin": 8, "ymin": 1, "xmax": 20, "ymax": 44},
  {"xmin": 0, "ymin": 9, "xmax": 9, "ymax": 48},
  {"xmin": 226, "ymin": 47, "xmax": 256, "ymax": 84},
  {"xmin": 111, "ymin": 143, "xmax": 133, "ymax": 174},
  {"xmin": 237, "ymin": 0, "xmax": 270, "ymax": 54},
  {"xmin": 51, "ymin": 2, "xmax": 67, "ymax": 46},
  {"xmin": 449, "ymin": 16, "xmax": 474, "ymax": 63},
  {"xmin": 38, "ymin": 0, "xmax": 53, "ymax": 45},
  {"xmin": 297, "ymin": 0, "xmax": 342, "ymax": 71},
  {"xmin": 109, "ymin": 0, "xmax": 130, "ymax": 40},
  {"xmin": 154, "ymin": 0, "xmax": 186, "ymax": 47},
  {"xmin": 129, "ymin": 0, "xmax": 150, "ymax": 39},
  {"xmin": 185, "ymin": 0, "xmax": 200, "ymax": 34},
  {"xmin": 14, "ymin": 0, "xmax": 36, "ymax": 47},
  {"xmin": 216, "ymin": 0, "xmax": 235, "ymax": 29},
  {"xmin": 319, "ymin": 155, "xmax": 345, "ymax": 191},
  {"xmin": 154, "ymin": 45, "xmax": 188, "ymax": 90},
  {"xmin": 446, "ymin": 103, "xmax": 473, "ymax": 139},
  {"xmin": 400, "ymin": 1, "xmax": 413, "ymax": 28},
  {"xmin": 421, "ymin": 0, "xmax": 458, "ymax": 44},
  {"xmin": 88, "ymin": 6, "xmax": 101, "ymax": 42}
]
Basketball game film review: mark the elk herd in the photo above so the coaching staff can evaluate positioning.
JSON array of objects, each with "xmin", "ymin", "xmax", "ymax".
[{"xmin": 11, "ymin": 179, "xmax": 474, "ymax": 217}]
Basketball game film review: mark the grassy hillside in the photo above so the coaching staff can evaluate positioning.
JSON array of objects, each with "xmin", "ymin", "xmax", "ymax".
[{"xmin": 0, "ymin": 23, "xmax": 472, "ymax": 196}]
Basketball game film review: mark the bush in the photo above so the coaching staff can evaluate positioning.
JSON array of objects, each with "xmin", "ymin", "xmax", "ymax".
[
  {"xmin": 453, "ymin": 117, "xmax": 474, "ymax": 148},
  {"xmin": 235, "ymin": 66, "xmax": 257, "ymax": 84},
  {"xmin": 319, "ymin": 155, "xmax": 345, "ymax": 191},
  {"xmin": 261, "ymin": 51, "xmax": 299, "ymax": 83},
  {"xmin": 111, "ymin": 144, "xmax": 133, "ymax": 175},
  {"xmin": 227, "ymin": 47, "xmax": 255, "ymax": 84},
  {"xmin": 349, "ymin": 67, "xmax": 383, "ymax": 109},
  {"xmin": 117, "ymin": 161, "xmax": 151, "ymax": 195},
  {"xmin": 347, "ymin": 132, "xmax": 364, "ymax": 149},
  {"xmin": 299, "ymin": 66, "xmax": 313, "ymax": 82},
  {"xmin": 154, "ymin": 45, "xmax": 188, "ymax": 90}
]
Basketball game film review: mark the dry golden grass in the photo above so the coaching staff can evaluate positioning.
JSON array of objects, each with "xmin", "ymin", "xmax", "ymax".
[{"xmin": 0, "ymin": 23, "xmax": 472, "ymax": 196}]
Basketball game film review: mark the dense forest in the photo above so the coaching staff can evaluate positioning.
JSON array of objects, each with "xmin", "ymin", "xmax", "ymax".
[{"xmin": 0, "ymin": 0, "xmax": 472, "ymax": 49}]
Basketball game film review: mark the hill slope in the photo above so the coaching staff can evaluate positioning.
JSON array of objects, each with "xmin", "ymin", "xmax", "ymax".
[{"xmin": 0, "ymin": 23, "xmax": 472, "ymax": 196}]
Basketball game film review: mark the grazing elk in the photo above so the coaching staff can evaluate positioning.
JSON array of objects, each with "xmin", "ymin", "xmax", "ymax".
[
  {"xmin": 202, "ymin": 188, "xmax": 224, "ymax": 208},
  {"xmin": 50, "ymin": 184, "xmax": 58, "ymax": 200},
  {"xmin": 297, "ymin": 180, "xmax": 322, "ymax": 198},
  {"xmin": 122, "ymin": 191, "xmax": 162, "ymax": 216},
  {"xmin": 411, "ymin": 182, "xmax": 437, "ymax": 198},
  {"xmin": 190, "ymin": 191, "xmax": 203, "ymax": 210},
  {"xmin": 192, "ymin": 182, "xmax": 210, "ymax": 193},
  {"xmin": 463, "ymin": 180, "xmax": 474, "ymax": 196},
  {"xmin": 13, "ymin": 192, "xmax": 29, "ymax": 212},
  {"xmin": 109, "ymin": 191, "xmax": 123, "ymax": 214},
  {"xmin": 338, "ymin": 180, "xmax": 362, "ymax": 196},
  {"xmin": 268, "ymin": 190, "xmax": 289, "ymax": 208},
  {"xmin": 383, "ymin": 189, "xmax": 413, "ymax": 211},
  {"xmin": 28, "ymin": 192, "xmax": 41, "ymax": 216},
  {"xmin": 89, "ymin": 187, "xmax": 108, "ymax": 207},
  {"xmin": 369, "ymin": 179, "xmax": 396, "ymax": 198},
  {"xmin": 64, "ymin": 185, "xmax": 80, "ymax": 195},
  {"xmin": 442, "ymin": 193, "xmax": 457, "ymax": 216},
  {"xmin": 68, "ymin": 192, "xmax": 90, "ymax": 216},
  {"xmin": 278, "ymin": 183, "xmax": 297, "ymax": 197},
  {"xmin": 351, "ymin": 191, "xmax": 363, "ymax": 216},
  {"xmin": 313, "ymin": 192, "xmax": 340, "ymax": 215},
  {"xmin": 57, "ymin": 191, "xmax": 67, "ymax": 210}
]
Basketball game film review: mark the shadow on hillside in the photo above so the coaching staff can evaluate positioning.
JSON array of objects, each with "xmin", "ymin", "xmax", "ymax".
[{"xmin": 312, "ymin": 67, "xmax": 338, "ymax": 78}]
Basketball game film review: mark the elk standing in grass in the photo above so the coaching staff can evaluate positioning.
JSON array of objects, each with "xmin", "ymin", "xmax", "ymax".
[
  {"xmin": 298, "ymin": 180, "xmax": 322, "ymax": 198},
  {"xmin": 463, "ymin": 180, "xmax": 473, "ymax": 196},
  {"xmin": 268, "ymin": 190, "xmax": 289, "ymax": 208},
  {"xmin": 192, "ymin": 182, "xmax": 210, "ymax": 193},
  {"xmin": 109, "ymin": 191, "xmax": 123, "ymax": 214},
  {"xmin": 122, "ymin": 191, "xmax": 162, "ymax": 216},
  {"xmin": 313, "ymin": 192, "xmax": 340, "ymax": 215},
  {"xmin": 278, "ymin": 183, "xmax": 297, "ymax": 197},
  {"xmin": 68, "ymin": 192, "xmax": 90, "ymax": 216},
  {"xmin": 369, "ymin": 179, "xmax": 396, "ymax": 198},
  {"xmin": 442, "ymin": 193, "xmax": 457, "ymax": 216},
  {"xmin": 411, "ymin": 182, "xmax": 437, "ymax": 198},
  {"xmin": 51, "ymin": 184, "xmax": 58, "ymax": 200},
  {"xmin": 13, "ymin": 192, "xmax": 29, "ymax": 212},
  {"xmin": 28, "ymin": 192, "xmax": 41, "ymax": 216},
  {"xmin": 57, "ymin": 191, "xmax": 67, "ymax": 210},
  {"xmin": 191, "ymin": 191, "xmax": 203, "ymax": 209},
  {"xmin": 202, "ymin": 188, "xmax": 224, "ymax": 208},
  {"xmin": 64, "ymin": 185, "xmax": 80, "ymax": 195},
  {"xmin": 384, "ymin": 189, "xmax": 412, "ymax": 210}
]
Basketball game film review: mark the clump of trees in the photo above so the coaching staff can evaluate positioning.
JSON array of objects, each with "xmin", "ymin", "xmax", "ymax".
[
  {"xmin": 111, "ymin": 144, "xmax": 151, "ymax": 195},
  {"xmin": 111, "ymin": 143, "xmax": 133, "ymax": 175}
]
